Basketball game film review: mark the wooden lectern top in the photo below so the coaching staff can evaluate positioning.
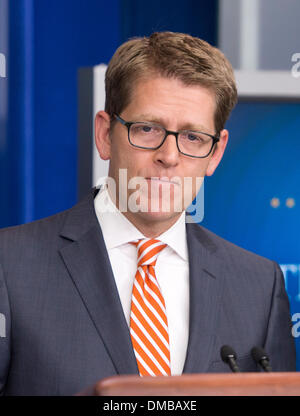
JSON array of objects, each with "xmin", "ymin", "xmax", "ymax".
[{"xmin": 77, "ymin": 372, "xmax": 300, "ymax": 396}]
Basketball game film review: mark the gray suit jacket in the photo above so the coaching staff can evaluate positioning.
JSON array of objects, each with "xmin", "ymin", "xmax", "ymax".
[{"xmin": 0, "ymin": 189, "xmax": 296, "ymax": 395}]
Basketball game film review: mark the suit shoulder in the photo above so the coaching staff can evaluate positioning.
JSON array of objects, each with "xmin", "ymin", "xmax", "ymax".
[
  {"xmin": 0, "ymin": 190, "xmax": 96, "ymax": 257},
  {"xmin": 188, "ymin": 222, "xmax": 275, "ymax": 269},
  {"xmin": 0, "ymin": 209, "xmax": 68, "ymax": 241},
  {"xmin": 0, "ymin": 189, "xmax": 96, "ymax": 244},
  {"xmin": 0, "ymin": 205, "xmax": 78, "ymax": 259}
]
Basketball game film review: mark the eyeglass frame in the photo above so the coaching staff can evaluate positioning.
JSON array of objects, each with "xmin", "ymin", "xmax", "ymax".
[{"xmin": 113, "ymin": 114, "xmax": 220, "ymax": 159}]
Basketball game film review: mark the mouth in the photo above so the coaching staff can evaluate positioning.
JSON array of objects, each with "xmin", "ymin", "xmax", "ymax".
[{"xmin": 145, "ymin": 177, "xmax": 180, "ymax": 186}]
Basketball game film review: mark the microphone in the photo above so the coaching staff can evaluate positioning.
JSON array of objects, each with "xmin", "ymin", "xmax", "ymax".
[
  {"xmin": 220, "ymin": 345, "xmax": 241, "ymax": 373},
  {"xmin": 251, "ymin": 346, "xmax": 272, "ymax": 372}
]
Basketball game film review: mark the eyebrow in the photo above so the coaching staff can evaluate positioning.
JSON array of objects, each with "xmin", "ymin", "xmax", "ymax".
[{"xmin": 131, "ymin": 113, "xmax": 211, "ymax": 133}]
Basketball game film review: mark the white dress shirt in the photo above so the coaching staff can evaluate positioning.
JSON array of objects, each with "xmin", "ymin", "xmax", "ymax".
[{"xmin": 94, "ymin": 181, "xmax": 190, "ymax": 375}]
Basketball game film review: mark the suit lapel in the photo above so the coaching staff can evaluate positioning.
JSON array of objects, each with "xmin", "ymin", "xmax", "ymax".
[
  {"xmin": 183, "ymin": 222, "xmax": 225, "ymax": 373},
  {"xmin": 59, "ymin": 189, "xmax": 138, "ymax": 375},
  {"xmin": 58, "ymin": 190, "xmax": 225, "ymax": 375}
]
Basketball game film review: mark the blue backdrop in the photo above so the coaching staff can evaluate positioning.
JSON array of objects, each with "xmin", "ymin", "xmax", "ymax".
[
  {"xmin": 2, "ymin": 0, "xmax": 121, "ymax": 227},
  {"xmin": 201, "ymin": 101, "xmax": 300, "ymax": 369}
]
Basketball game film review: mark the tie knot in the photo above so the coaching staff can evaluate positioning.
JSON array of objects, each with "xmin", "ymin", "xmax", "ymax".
[{"xmin": 131, "ymin": 238, "xmax": 167, "ymax": 267}]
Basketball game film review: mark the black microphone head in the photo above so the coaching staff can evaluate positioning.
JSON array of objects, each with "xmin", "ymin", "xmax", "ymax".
[
  {"xmin": 251, "ymin": 346, "xmax": 269, "ymax": 363},
  {"xmin": 220, "ymin": 345, "xmax": 237, "ymax": 363}
]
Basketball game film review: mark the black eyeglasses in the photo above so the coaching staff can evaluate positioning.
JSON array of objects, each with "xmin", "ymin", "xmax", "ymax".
[{"xmin": 114, "ymin": 114, "xmax": 219, "ymax": 158}]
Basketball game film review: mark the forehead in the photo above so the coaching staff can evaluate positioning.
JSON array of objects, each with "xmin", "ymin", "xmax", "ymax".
[{"xmin": 122, "ymin": 76, "xmax": 216, "ymax": 132}]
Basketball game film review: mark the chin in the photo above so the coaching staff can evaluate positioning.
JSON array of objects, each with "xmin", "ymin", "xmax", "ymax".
[
  {"xmin": 126, "ymin": 189, "xmax": 185, "ymax": 224},
  {"xmin": 137, "ymin": 207, "xmax": 183, "ymax": 223}
]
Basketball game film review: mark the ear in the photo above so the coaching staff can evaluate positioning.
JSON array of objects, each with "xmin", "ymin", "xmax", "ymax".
[
  {"xmin": 95, "ymin": 110, "xmax": 111, "ymax": 160},
  {"xmin": 205, "ymin": 129, "xmax": 229, "ymax": 176}
]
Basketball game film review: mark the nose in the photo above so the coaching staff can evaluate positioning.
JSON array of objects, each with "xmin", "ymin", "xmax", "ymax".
[{"xmin": 153, "ymin": 132, "xmax": 180, "ymax": 167}]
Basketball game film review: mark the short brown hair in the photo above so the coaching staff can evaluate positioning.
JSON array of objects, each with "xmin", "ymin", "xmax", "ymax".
[{"xmin": 105, "ymin": 31, "xmax": 237, "ymax": 133}]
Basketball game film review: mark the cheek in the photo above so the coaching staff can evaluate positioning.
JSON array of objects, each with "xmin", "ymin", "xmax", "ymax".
[
  {"xmin": 182, "ymin": 160, "xmax": 208, "ymax": 180},
  {"xmin": 126, "ymin": 153, "xmax": 152, "ymax": 177},
  {"xmin": 110, "ymin": 136, "xmax": 129, "ymax": 165},
  {"xmin": 180, "ymin": 162, "xmax": 208, "ymax": 197},
  {"xmin": 109, "ymin": 140, "xmax": 146, "ymax": 176}
]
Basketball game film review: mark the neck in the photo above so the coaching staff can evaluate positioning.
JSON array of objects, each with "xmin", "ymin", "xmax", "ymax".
[{"xmin": 122, "ymin": 210, "xmax": 183, "ymax": 238}]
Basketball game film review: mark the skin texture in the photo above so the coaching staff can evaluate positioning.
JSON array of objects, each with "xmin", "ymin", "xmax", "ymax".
[{"xmin": 95, "ymin": 76, "xmax": 228, "ymax": 237}]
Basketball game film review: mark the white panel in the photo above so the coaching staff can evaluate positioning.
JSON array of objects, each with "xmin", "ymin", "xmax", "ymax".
[
  {"xmin": 220, "ymin": 0, "xmax": 300, "ymax": 72},
  {"xmin": 0, "ymin": 0, "xmax": 8, "ymax": 127},
  {"xmin": 235, "ymin": 70, "xmax": 300, "ymax": 98},
  {"xmin": 240, "ymin": 0, "xmax": 259, "ymax": 70},
  {"xmin": 218, "ymin": 0, "xmax": 240, "ymax": 69},
  {"xmin": 93, "ymin": 64, "xmax": 109, "ymax": 186}
]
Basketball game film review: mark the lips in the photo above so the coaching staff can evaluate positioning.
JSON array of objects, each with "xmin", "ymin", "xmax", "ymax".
[{"xmin": 145, "ymin": 177, "xmax": 180, "ymax": 185}]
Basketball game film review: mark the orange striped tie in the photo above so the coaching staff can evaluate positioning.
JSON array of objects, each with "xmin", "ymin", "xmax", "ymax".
[{"xmin": 130, "ymin": 238, "xmax": 171, "ymax": 376}]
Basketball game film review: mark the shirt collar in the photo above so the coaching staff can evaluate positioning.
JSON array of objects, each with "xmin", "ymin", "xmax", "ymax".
[{"xmin": 94, "ymin": 178, "xmax": 188, "ymax": 261}]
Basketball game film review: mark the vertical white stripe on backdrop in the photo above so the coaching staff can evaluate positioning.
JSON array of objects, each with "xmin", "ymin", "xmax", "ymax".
[
  {"xmin": 0, "ymin": 0, "xmax": 8, "ymax": 155},
  {"xmin": 240, "ymin": 0, "xmax": 260, "ymax": 70},
  {"xmin": 93, "ymin": 64, "xmax": 109, "ymax": 186}
]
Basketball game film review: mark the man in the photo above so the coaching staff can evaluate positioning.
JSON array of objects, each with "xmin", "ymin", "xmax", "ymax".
[{"xmin": 0, "ymin": 32, "xmax": 296, "ymax": 395}]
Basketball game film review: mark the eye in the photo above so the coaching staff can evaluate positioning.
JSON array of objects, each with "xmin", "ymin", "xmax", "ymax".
[
  {"xmin": 180, "ymin": 131, "xmax": 210, "ymax": 144},
  {"xmin": 132, "ymin": 123, "xmax": 162, "ymax": 135},
  {"xmin": 184, "ymin": 132, "xmax": 206, "ymax": 143},
  {"xmin": 187, "ymin": 133, "xmax": 201, "ymax": 142},
  {"xmin": 141, "ymin": 125, "xmax": 153, "ymax": 133}
]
